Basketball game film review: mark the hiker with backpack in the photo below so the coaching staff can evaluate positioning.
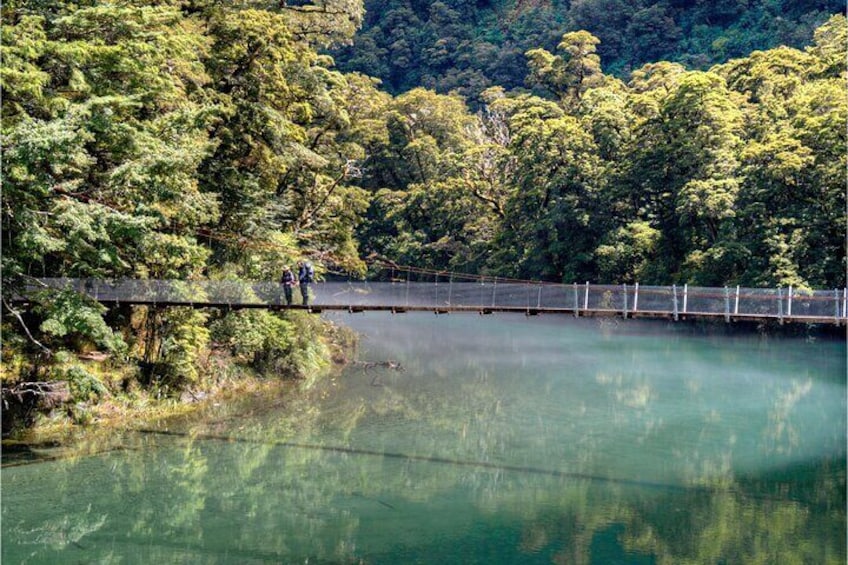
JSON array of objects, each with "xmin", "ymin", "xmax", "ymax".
[
  {"xmin": 280, "ymin": 265, "xmax": 296, "ymax": 305},
  {"xmin": 297, "ymin": 260, "xmax": 314, "ymax": 306}
]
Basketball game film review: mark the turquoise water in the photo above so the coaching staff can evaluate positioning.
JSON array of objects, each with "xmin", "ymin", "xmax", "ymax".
[{"xmin": 3, "ymin": 314, "xmax": 845, "ymax": 563}]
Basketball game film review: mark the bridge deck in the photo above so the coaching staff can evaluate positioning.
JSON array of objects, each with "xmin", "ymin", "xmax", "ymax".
[
  {"xmin": 17, "ymin": 278, "xmax": 848, "ymax": 326},
  {"xmin": 82, "ymin": 300, "xmax": 846, "ymax": 325}
]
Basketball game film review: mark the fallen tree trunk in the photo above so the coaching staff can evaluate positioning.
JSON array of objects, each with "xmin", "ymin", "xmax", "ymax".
[{"xmin": 2, "ymin": 381, "xmax": 72, "ymax": 435}]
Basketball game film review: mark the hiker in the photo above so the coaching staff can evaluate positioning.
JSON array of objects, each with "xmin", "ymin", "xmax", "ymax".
[
  {"xmin": 297, "ymin": 260, "xmax": 314, "ymax": 306},
  {"xmin": 280, "ymin": 265, "xmax": 297, "ymax": 305}
]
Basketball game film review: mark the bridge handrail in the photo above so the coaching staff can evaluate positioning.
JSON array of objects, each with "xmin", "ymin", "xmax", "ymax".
[{"xmin": 23, "ymin": 277, "xmax": 848, "ymax": 323}]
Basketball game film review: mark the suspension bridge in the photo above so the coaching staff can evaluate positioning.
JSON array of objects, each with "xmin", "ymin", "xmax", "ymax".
[{"xmin": 18, "ymin": 264, "xmax": 848, "ymax": 326}]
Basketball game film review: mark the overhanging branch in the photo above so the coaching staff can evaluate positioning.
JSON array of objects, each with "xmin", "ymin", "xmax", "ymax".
[{"xmin": 2, "ymin": 296, "xmax": 52, "ymax": 356}]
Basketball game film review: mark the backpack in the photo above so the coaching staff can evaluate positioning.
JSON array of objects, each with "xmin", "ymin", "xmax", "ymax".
[{"xmin": 301, "ymin": 262, "xmax": 314, "ymax": 283}]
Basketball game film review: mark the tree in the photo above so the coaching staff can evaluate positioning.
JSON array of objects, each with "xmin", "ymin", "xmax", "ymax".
[
  {"xmin": 199, "ymin": 8, "xmax": 369, "ymax": 274},
  {"xmin": 627, "ymin": 3, "xmax": 682, "ymax": 64},
  {"xmin": 1, "ymin": 3, "xmax": 223, "ymax": 392},
  {"xmin": 624, "ymin": 71, "xmax": 744, "ymax": 282},
  {"xmin": 526, "ymin": 31, "xmax": 604, "ymax": 106},
  {"xmin": 1, "ymin": 0, "xmax": 377, "ymax": 405},
  {"xmin": 490, "ymin": 95, "xmax": 603, "ymax": 281}
]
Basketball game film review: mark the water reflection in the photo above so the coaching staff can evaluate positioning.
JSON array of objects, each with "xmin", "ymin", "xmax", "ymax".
[{"xmin": 3, "ymin": 314, "xmax": 845, "ymax": 563}]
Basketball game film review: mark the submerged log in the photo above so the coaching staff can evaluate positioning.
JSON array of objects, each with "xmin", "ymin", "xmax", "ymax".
[
  {"xmin": 352, "ymin": 360, "xmax": 404, "ymax": 372},
  {"xmin": 351, "ymin": 360, "xmax": 405, "ymax": 386}
]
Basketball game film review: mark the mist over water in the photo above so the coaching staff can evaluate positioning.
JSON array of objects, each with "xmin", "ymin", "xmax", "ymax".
[
  {"xmin": 3, "ymin": 314, "xmax": 845, "ymax": 563},
  {"xmin": 333, "ymin": 314, "xmax": 844, "ymax": 481}
]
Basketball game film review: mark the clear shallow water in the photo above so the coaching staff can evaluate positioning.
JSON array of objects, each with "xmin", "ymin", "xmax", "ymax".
[{"xmin": 3, "ymin": 314, "xmax": 845, "ymax": 563}]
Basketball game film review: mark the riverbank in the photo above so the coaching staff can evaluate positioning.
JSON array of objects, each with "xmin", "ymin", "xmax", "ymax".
[
  {"xmin": 1, "ymin": 374, "xmax": 309, "ymax": 467},
  {"xmin": 1, "ymin": 317, "xmax": 358, "ymax": 454}
]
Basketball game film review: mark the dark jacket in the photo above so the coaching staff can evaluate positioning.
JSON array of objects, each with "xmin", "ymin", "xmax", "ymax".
[
  {"xmin": 298, "ymin": 263, "xmax": 314, "ymax": 283},
  {"xmin": 281, "ymin": 270, "xmax": 296, "ymax": 286}
]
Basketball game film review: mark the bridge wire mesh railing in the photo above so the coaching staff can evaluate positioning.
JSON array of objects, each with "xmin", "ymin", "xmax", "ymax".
[{"xmin": 26, "ymin": 271, "xmax": 848, "ymax": 323}]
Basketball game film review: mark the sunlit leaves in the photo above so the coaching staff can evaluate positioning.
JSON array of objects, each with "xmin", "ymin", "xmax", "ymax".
[
  {"xmin": 1, "ymin": 15, "xmax": 52, "ymax": 123},
  {"xmin": 676, "ymin": 179, "xmax": 740, "ymax": 234},
  {"xmin": 202, "ymin": 8, "xmax": 370, "ymax": 272},
  {"xmin": 36, "ymin": 288, "xmax": 127, "ymax": 354},
  {"xmin": 158, "ymin": 308, "xmax": 210, "ymax": 386},
  {"xmin": 495, "ymin": 98, "xmax": 603, "ymax": 280},
  {"xmin": 3, "ymin": 1, "xmax": 845, "ymax": 400},
  {"xmin": 49, "ymin": 4, "xmax": 212, "ymax": 110},
  {"xmin": 526, "ymin": 31, "xmax": 604, "ymax": 106},
  {"xmin": 210, "ymin": 310, "xmax": 295, "ymax": 372},
  {"xmin": 808, "ymin": 13, "xmax": 847, "ymax": 78},
  {"xmin": 596, "ymin": 221, "xmax": 660, "ymax": 283}
]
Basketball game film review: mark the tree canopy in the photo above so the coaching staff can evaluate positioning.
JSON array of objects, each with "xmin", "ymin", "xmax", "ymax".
[
  {"xmin": 355, "ymin": 16, "xmax": 846, "ymax": 288},
  {"xmin": 331, "ymin": 0, "xmax": 843, "ymax": 104}
]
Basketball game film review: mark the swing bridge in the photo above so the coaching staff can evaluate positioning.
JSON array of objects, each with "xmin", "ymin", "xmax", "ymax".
[{"xmin": 19, "ymin": 264, "xmax": 848, "ymax": 326}]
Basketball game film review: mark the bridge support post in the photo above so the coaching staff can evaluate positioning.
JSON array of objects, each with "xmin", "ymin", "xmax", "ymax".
[
  {"xmin": 778, "ymin": 287, "xmax": 784, "ymax": 324},
  {"xmin": 622, "ymin": 284, "xmax": 628, "ymax": 319},
  {"xmin": 573, "ymin": 283, "xmax": 579, "ymax": 318},
  {"xmin": 584, "ymin": 282, "xmax": 590, "ymax": 311},
  {"xmin": 536, "ymin": 283, "xmax": 543, "ymax": 309},
  {"xmin": 843, "ymin": 288, "xmax": 847, "ymax": 323},
  {"xmin": 835, "ymin": 289, "xmax": 840, "ymax": 325},
  {"xmin": 672, "ymin": 285, "xmax": 678, "ymax": 321},
  {"xmin": 787, "ymin": 285, "xmax": 793, "ymax": 318},
  {"xmin": 633, "ymin": 282, "xmax": 639, "ymax": 314},
  {"xmin": 734, "ymin": 285, "xmax": 740, "ymax": 316},
  {"xmin": 724, "ymin": 286, "xmax": 730, "ymax": 323},
  {"xmin": 683, "ymin": 284, "xmax": 688, "ymax": 314}
]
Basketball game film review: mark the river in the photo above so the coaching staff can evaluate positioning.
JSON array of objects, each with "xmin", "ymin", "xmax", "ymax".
[{"xmin": 2, "ymin": 314, "xmax": 845, "ymax": 563}]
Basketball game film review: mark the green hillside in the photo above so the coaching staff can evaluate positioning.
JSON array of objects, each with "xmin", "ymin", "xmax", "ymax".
[{"xmin": 332, "ymin": 0, "xmax": 843, "ymax": 103}]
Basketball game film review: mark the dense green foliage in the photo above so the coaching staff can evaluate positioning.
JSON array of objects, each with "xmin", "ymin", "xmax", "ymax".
[
  {"xmin": 332, "ymin": 0, "xmax": 843, "ymax": 103},
  {"xmin": 1, "ymin": 0, "xmax": 845, "ymax": 430},
  {"xmin": 355, "ymin": 15, "xmax": 847, "ymax": 287},
  {"xmin": 1, "ymin": 0, "xmax": 369, "ymax": 408}
]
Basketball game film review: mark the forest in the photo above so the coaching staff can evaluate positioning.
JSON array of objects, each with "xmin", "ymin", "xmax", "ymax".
[
  {"xmin": 332, "ymin": 0, "xmax": 844, "ymax": 103},
  {"xmin": 2, "ymin": 0, "xmax": 845, "ymax": 431}
]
